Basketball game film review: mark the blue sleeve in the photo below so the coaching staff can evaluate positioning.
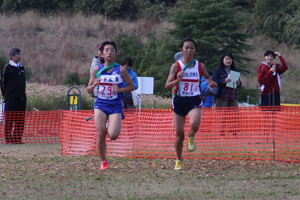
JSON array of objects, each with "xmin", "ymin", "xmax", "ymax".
[
  {"xmin": 212, "ymin": 68, "xmax": 226, "ymax": 85},
  {"xmin": 132, "ymin": 72, "xmax": 138, "ymax": 90},
  {"xmin": 201, "ymin": 81, "xmax": 208, "ymax": 96}
]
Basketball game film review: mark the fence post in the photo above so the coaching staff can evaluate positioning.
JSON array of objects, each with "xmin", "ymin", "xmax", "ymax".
[{"xmin": 272, "ymin": 88, "xmax": 275, "ymax": 161}]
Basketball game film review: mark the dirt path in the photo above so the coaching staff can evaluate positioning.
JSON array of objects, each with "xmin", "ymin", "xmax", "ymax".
[
  {"xmin": 0, "ymin": 143, "xmax": 299, "ymax": 199},
  {"xmin": 0, "ymin": 143, "xmax": 61, "ymax": 158}
]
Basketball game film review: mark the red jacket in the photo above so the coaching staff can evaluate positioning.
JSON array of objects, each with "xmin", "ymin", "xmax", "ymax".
[{"xmin": 257, "ymin": 56, "xmax": 288, "ymax": 94}]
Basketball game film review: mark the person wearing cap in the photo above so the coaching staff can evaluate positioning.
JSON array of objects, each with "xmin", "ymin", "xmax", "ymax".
[
  {"xmin": 165, "ymin": 38, "xmax": 217, "ymax": 170},
  {"xmin": 89, "ymin": 44, "xmax": 104, "ymax": 98},
  {"xmin": 257, "ymin": 50, "xmax": 288, "ymax": 106},
  {"xmin": 171, "ymin": 52, "xmax": 184, "ymax": 98},
  {"xmin": 174, "ymin": 52, "xmax": 184, "ymax": 62},
  {"xmin": 1, "ymin": 48, "xmax": 26, "ymax": 144}
]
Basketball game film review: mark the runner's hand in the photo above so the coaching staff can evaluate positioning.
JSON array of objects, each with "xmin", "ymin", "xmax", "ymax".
[
  {"xmin": 113, "ymin": 84, "xmax": 119, "ymax": 93},
  {"xmin": 209, "ymin": 81, "xmax": 218, "ymax": 88},
  {"xmin": 93, "ymin": 79, "xmax": 99, "ymax": 87},
  {"xmin": 177, "ymin": 71, "xmax": 184, "ymax": 82},
  {"xmin": 274, "ymin": 52, "xmax": 281, "ymax": 57}
]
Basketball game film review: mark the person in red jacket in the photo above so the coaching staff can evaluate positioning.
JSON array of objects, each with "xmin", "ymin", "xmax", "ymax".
[{"xmin": 257, "ymin": 50, "xmax": 288, "ymax": 106}]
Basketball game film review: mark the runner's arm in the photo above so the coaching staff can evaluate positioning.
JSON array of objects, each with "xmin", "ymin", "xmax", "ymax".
[{"xmin": 165, "ymin": 63, "xmax": 182, "ymax": 90}]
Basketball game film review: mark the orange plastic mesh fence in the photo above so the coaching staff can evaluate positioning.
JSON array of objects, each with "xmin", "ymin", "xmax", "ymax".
[
  {"xmin": 60, "ymin": 107, "xmax": 300, "ymax": 163},
  {"xmin": 1, "ymin": 108, "xmax": 299, "ymax": 162},
  {"xmin": 0, "ymin": 111, "xmax": 61, "ymax": 144}
]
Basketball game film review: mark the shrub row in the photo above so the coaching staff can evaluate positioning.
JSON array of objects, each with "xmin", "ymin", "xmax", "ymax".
[{"xmin": 0, "ymin": 0, "xmax": 176, "ymax": 20}]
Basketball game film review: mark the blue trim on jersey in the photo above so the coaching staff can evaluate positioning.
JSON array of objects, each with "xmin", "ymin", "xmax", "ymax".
[{"xmin": 96, "ymin": 64, "xmax": 124, "ymax": 103}]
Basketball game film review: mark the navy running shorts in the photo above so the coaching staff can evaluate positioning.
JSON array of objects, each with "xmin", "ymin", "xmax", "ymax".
[
  {"xmin": 94, "ymin": 99, "xmax": 125, "ymax": 119},
  {"xmin": 172, "ymin": 95, "xmax": 202, "ymax": 116}
]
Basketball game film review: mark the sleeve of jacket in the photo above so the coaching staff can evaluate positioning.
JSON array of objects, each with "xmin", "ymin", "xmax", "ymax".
[
  {"xmin": 257, "ymin": 64, "xmax": 273, "ymax": 84},
  {"xmin": 132, "ymin": 71, "xmax": 138, "ymax": 90},
  {"xmin": 277, "ymin": 56, "xmax": 288, "ymax": 75},
  {"xmin": 201, "ymin": 81, "xmax": 208, "ymax": 96},
  {"xmin": 1, "ymin": 64, "xmax": 8, "ymax": 98},
  {"xmin": 212, "ymin": 68, "xmax": 226, "ymax": 85}
]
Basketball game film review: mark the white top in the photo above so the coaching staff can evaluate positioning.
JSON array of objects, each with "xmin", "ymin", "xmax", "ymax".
[{"xmin": 176, "ymin": 60, "xmax": 201, "ymax": 97}]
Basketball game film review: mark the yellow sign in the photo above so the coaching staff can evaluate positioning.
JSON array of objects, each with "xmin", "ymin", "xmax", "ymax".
[
  {"xmin": 281, "ymin": 103, "xmax": 300, "ymax": 107},
  {"xmin": 70, "ymin": 96, "xmax": 78, "ymax": 105}
]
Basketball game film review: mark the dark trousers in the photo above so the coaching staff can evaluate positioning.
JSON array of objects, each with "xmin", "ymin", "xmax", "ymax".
[
  {"xmin": 4, "ymin": 100, "xmax": 26, "ymax": 144},
  {"xmin": 261, "ymin": 93, "xmax": 280, "ymax": 106}
]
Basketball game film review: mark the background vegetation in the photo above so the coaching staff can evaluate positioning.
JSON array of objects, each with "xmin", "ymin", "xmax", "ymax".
[
  {"xmin": 0, "ymin": 0, "xmax": 299, "ymax": 110},
  {"xmin": 24, "ymin": 83, "xmax": 170, "ymax": 111}
]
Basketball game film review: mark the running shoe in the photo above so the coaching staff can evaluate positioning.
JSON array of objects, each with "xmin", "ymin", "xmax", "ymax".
[
  {"xmin": 100, "ymin": 160, "xmax": 109, "ymax": 170},
  {"xmin": 187, "ymin": 136, "xmax": 196, "ymax": 151},
  {"xmin": 174, "ymin": 160, "xmax": 183, "ymax": 170}
]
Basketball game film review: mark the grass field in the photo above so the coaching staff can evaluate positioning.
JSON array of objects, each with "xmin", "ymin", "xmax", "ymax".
[{"xmin": 0, "ymin": 144, "xmax": 299, "ymax": 200}]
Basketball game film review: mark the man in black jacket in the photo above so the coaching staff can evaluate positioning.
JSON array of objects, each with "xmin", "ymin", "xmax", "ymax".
[{"xmin": 1, "ymin": 48, "xmax": 26, "ymax": 144}]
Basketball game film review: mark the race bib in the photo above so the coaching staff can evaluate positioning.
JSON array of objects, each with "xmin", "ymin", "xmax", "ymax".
[
  {"xmin": 98, "ymin": 84, "xmax": 118, "ymax": 99},
  {"xmin": 97, "ymin": 74, "xmax": 123, "ymax": 100},
  {"xmin": 178, "ymin": 81, "xmax": 199, "ymax": 97}
]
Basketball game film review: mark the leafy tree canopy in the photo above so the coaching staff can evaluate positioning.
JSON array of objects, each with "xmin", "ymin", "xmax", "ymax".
[
  {"xmin": 0, "ymin": 0, "xmax": 174, "ymax": 21},
  {"xmin": 114, "ymin": 30, "xmax": 174, "ymax": 97},
  {"xmin": 168, "ymin": 0, "xmax": 252, "ymax": 73},
  {"xmin": 253, "ymin": 0, "xmax": 300, "ymax": 48}
]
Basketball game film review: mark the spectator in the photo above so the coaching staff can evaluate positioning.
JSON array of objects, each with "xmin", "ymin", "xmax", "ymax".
[
  {"xmin": 174, "ymin": 52, "xmax": 183, "ymax": 62},
  {"xmin": 121, "ymin": 57, "xmax": 138, "ymax": 109},
  {"xmin": 89, "ymin": 44, "xmax": 104, "ymax": 97},
  {"xmin": 1, "ymin": 48, "xmax": 26, "ymax": 144},
  {"xmin": 201, "ymin": 71, "xmax": 214, "ymax": 107},
  {"xmin": 212, "ymin": 52, "xmax": 242, "ymax": 107},
  {"xmin": 257, "ymin": 50, "xmax": 288, "ymax": 106}
]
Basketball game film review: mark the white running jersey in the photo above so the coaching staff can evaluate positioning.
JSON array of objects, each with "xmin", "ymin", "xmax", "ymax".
[
  {"xmin": 97, "ymin": 65, "xmax": 124, "ymax": 100},
  {"xmin": 175, "ymin": 60, "xmax": 201, "ymax": 97}
]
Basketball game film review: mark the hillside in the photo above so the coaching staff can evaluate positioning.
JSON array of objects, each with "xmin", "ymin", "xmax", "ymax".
[{"xmin": 0, "ymin": 12, "xmax": 299, "ymax": 103}]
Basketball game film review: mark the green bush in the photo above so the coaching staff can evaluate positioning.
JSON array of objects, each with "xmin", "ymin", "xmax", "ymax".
[
  {"xmin": 62, "ymin": 72, "xmax": 89, "ymax": 86},
  {"xmin": 73, "ymin": 0, "xmax": 104, "ymax": 16},
  {"xmin": 0, "ymin": 0, "xmax": 172, "ymax": 20},
  {"xmin": 63, "ymin": 72, "xmax": 81, "ymax": 86},
  {"xmin": 114, "ymin": 30, "xmax": 174, "ymax": 97},
  {"xmin": 79, "ymin": 74, "xmax": 90, "ymax": 86},
  {"xmin": 237, "ymin": 87, "xmax": 260, "ymax": 105},
  {"xmin": 0, "ymin": 0, "xmax": 75, "ymax": 15}
]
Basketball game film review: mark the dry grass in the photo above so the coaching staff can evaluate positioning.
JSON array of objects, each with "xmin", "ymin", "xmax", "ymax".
[
  {"xmin": 25, "ymin": 82, "xmax": 172, "ymax": 110},
  {"xmin": 0, "ymin": 12, "xmax": 167, "ymax": 84}
]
